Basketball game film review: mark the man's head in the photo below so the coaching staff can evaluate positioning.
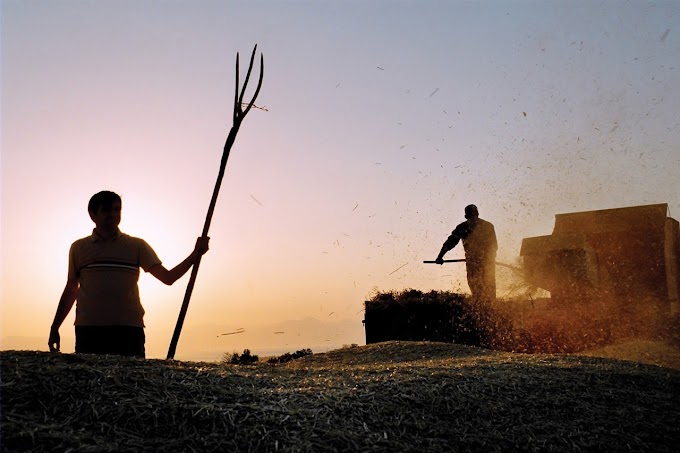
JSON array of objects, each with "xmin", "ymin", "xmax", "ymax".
[
  {"xmin": 88, "ymin": 191, "xmax": 122, "ymax": 231},
  {"xmin": 464, "ymin": 204, "xmax": 479, "ymax": 220},
  {"xmin": 88, "ymin": 191, "xmax": 121, "ymax": 214}
]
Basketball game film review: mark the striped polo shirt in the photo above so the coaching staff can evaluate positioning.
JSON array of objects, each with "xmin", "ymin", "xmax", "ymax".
[{"xmin": 69, "ymin": 229, "xmax": 162, "ymax": 327}]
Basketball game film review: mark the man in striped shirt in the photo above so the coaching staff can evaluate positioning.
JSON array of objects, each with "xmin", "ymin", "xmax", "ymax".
[{"xmin": 48, "ymin": 191, "xmax": 209, "ymax": 358}]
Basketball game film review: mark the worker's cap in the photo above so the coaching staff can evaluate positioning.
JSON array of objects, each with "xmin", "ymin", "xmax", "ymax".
[{"xmin": 464, "ymin": 204, "xmax": 479, "ymax": 218}]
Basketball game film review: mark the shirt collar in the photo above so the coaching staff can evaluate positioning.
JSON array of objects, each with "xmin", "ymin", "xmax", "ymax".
[{"xmin": 90, "ymin": 228, "xmax": 122, "ymax": 243}]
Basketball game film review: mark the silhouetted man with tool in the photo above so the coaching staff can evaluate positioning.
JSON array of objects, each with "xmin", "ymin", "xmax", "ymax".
[
  {"xmin": 435, "ymin": 204, "xmax": 497, "ymax": 303},
  {"xmin": 48, "ymin": 191, "xmax": 210, "ymax": 358}
]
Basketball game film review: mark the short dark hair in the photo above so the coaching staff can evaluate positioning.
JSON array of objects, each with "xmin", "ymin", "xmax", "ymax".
[
  {"xmin": 464, "ymin": 204, "xmax": 479, "ymax": 218},
  {"xmin": 88, "ymin": 191, "xmax": 121, "ymax": 214}
]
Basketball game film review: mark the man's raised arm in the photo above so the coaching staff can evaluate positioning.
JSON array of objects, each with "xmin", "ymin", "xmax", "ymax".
[{"xmin": 148, "ymin": 237, "xmax": 210, "ymax": 285}]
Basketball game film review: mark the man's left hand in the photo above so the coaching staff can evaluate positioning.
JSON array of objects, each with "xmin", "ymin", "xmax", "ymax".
[{"xmin": 195, "ymin": 237, "xmax": 210, "ymax": 257}]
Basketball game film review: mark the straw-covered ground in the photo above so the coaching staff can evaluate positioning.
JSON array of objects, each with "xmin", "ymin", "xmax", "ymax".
[{"xmin": 2, "ymin": 342, "xmax": 679, "ymax": 452}]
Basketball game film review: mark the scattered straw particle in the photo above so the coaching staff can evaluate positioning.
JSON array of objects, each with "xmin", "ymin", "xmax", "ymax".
[
  {"xmin": 218, "ymin": 328, "xmax": 245, "ymax": 337},
  {"xmin": 249, "ymin": 194, "xmax": 263, "ymax": 207},
  {"xmin": 388, "ymin": 262, "xmax": 409, "ymax": 275}
]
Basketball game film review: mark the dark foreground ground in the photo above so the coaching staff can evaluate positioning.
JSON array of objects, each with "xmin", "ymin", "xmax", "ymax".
[{"xmin": 1, "ymin": 342, "xmax": 679, "ymax": 452}]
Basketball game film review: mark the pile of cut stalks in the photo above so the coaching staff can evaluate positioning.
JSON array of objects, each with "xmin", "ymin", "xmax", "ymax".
[{"xmin": 2, "ymin": 342, "xmax": 679, "ymax": 452}]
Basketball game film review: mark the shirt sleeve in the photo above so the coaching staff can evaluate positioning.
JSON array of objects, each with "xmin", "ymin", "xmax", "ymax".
[
  {"xmin": 442, "ymin": 233, "xmax": 460, "ymax": 251},
  {"xmin": 138, "ymin": 240, "xmax": 162, "ymax": 272},
  {"xmin": 443, "ymin": 222, "xmax": 470, "ymax": 251}
]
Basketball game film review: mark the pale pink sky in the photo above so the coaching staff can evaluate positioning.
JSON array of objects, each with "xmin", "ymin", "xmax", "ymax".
[{"xmin": 2, "ymin": 1, "xmax": 679, "ymax": 360}]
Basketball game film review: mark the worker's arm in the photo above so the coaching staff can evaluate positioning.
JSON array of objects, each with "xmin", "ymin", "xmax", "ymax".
[
  {"xmin": 435, "ymin": 230, "xmax": 463, "ymax": 264},
  {"xmin": 435, "ymin": 243, "xmax": 454, "ymax": 264},
  {"xmin": 49, "ymin": 278, "xmax": 79, "ymax": 352},
  {"xmin": 435, "ymin": 220, "xmax": 474, "ymax": 264},
  {"xmin": 148, "ymin": 237, "xmax": 209, "ymax": 285}
]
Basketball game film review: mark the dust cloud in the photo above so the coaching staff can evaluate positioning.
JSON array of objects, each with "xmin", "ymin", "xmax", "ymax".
[{"xmin": 489, "ymin": 204, "xmax": 680, "ymax": 368}]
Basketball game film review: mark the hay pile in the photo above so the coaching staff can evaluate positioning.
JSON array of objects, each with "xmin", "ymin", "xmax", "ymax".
[
  {"xmin": 363, "ymin": 290, "xmax": 508, "ymax": 347},
  {"xmin": 580, "ymin": 339, "xmax": 680, "ymax": 370},
  {"xmin": 2, "ymin": 343, "xmax": 679, "ymax": 452},
  {"xmin": 364, "ymin": 289, "xmax": 680, "ymax": 355}
]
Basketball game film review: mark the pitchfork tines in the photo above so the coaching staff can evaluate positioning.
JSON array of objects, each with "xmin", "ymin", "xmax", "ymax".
[{"xmin": 233, "ymin": 45, "xmax": 264, "ymax": 126}]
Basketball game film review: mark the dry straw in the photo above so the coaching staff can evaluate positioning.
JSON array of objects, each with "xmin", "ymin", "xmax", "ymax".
[{"xmin": 2, "ymin": 342, "xmax": 679, "ymax": 452}]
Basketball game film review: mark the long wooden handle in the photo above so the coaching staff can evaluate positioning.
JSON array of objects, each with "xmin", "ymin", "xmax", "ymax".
[
  {"xmin": 166, "ymin": 47, "xmax": 263, "ymax": 360},
  {"xmin": 166, "ymin": 253, "xmax": 203, "ymax": 359},
  {"xmin": 423, "ymin": 259, "xmax": 466, "ymax": 263}
]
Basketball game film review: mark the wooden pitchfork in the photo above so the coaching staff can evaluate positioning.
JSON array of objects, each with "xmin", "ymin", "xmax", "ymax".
[{"xmin": 166, "ymin": 46, "xmax": 264, "ymax": 360}]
